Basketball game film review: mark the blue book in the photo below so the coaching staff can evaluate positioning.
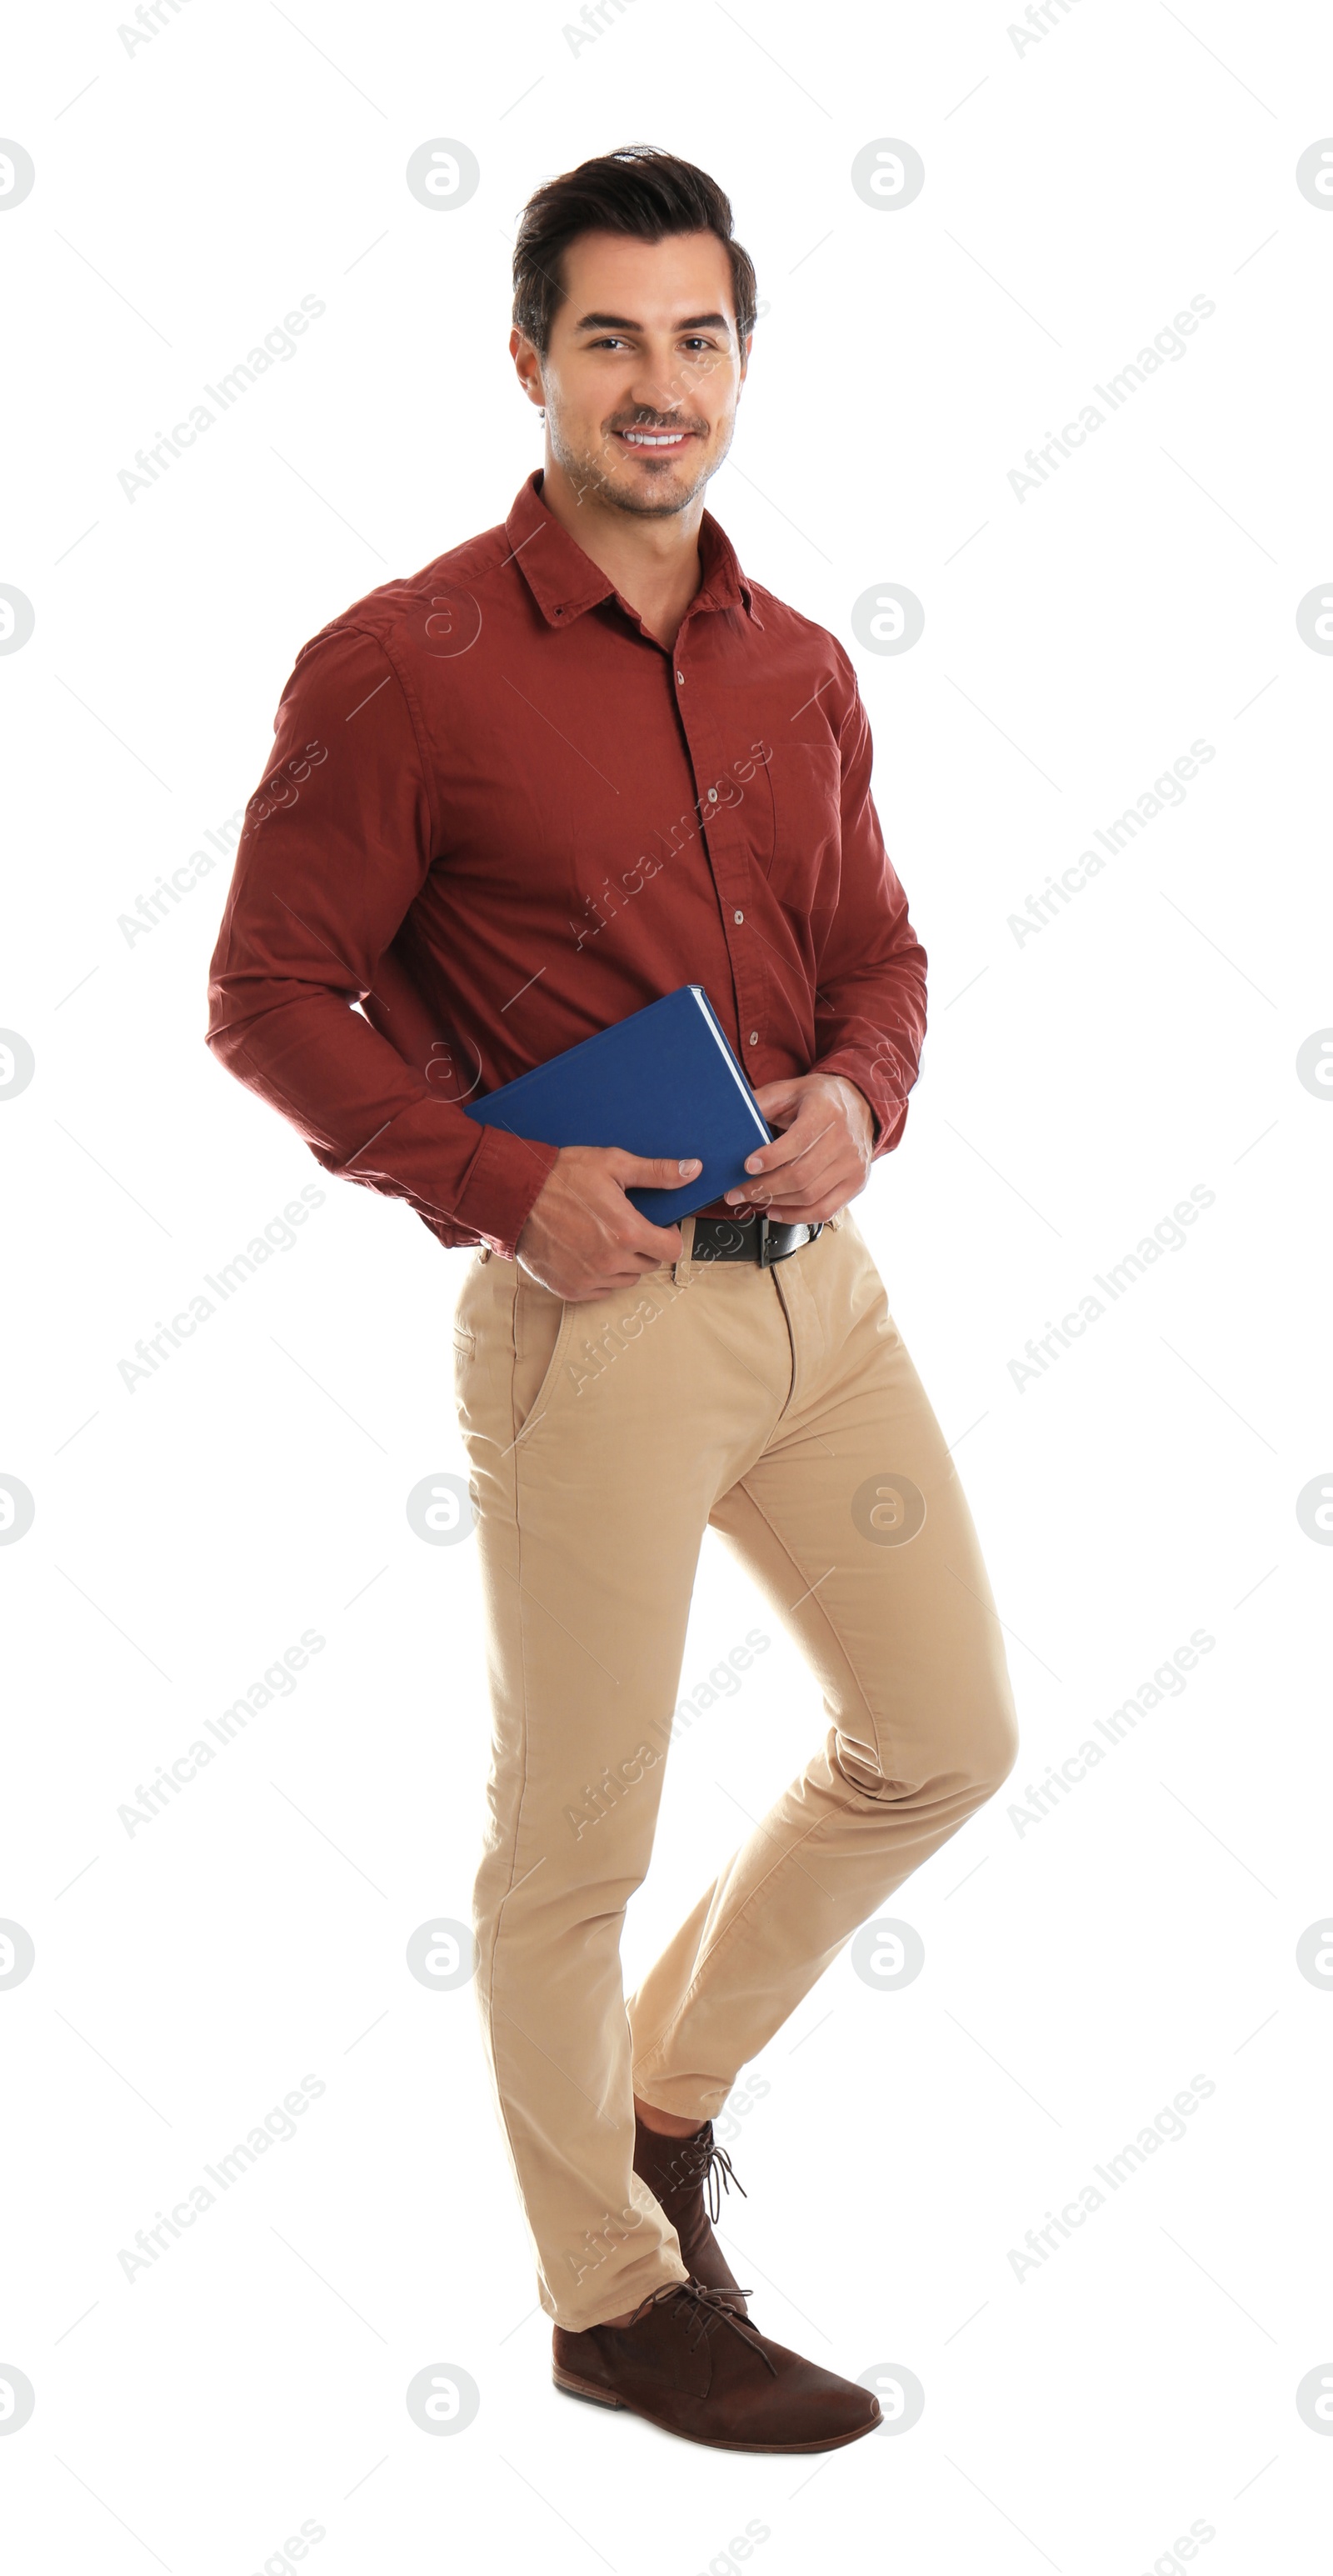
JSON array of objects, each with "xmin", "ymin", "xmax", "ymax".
[{"xmin": 462, "ymin": 985, "xmax": 774, "ymax": 1223}]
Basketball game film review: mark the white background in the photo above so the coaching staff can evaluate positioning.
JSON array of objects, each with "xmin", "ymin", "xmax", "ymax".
[{"xmin": 2, "ymin": 3, "xmax": 1332, "ymax": 2569}]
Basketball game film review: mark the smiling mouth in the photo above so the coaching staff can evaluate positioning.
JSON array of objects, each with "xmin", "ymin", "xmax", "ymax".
[{"xmin": 615, "ymin": 427, "xmax": 696, "ymax": 452}]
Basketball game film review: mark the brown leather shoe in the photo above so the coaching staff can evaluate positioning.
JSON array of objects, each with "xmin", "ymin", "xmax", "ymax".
[
  {"xmin": 552, "ymin": 2281, "xmax": 881, "ymax": 2453},
  {"xmin": 632, "ymin": 2114, "xmax": 749, "ymax": 2314}
]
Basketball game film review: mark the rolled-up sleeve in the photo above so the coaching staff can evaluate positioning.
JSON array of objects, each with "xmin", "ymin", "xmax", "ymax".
[
  {"xmin": 810, "ymin": 669, "xmax": 928, "ymax": 1155},
  {"xmin": 205, "ymin": 623, "xmax": 557, "ymax": 1259}
]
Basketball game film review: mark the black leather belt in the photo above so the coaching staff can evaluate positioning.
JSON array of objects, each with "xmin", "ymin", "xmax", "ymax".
[{"xmin": 690, "ymin": 1213, "xmax": 823, "ymax": 1268}]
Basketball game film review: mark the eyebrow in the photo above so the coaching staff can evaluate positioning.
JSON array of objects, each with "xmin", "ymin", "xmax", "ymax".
[{"xmin": 572, "ymin": 310, "xmax": 732, "ymax": 333}]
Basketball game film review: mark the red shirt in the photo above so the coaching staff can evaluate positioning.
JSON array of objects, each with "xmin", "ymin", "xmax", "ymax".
[{"xmin": 207, "ymin": 471, "xmax": 927, "ymax": 1260}]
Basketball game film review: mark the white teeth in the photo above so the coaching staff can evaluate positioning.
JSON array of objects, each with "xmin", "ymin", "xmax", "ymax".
[{"xmin": 622, "ymin": 431, "xmax": 686, "ymax": 447}]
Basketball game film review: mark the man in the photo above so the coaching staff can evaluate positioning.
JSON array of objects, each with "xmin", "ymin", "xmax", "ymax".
[{"xmin": 207, "ymin": 145, "xmax": 1018, "ymax": 2454}]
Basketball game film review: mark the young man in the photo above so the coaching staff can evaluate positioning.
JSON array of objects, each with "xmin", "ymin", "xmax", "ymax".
[{"xmin": 207, "ymin": 146, "xmax": 1018, "ymax": 2454}]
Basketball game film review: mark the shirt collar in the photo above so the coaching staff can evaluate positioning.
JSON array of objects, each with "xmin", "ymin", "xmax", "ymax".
[{"xmin": 503, "ymin": 468, "xmax": 763, "ymax": 635}]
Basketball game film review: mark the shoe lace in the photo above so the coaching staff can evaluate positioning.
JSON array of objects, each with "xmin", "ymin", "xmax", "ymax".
[
  {"xmin": 656, "ymin": 2279, "xmax": 776, "ymax": 2377},
  {"xmin": 670, "ymin": 2129, "xmax": 749, "ymax": 2225}
]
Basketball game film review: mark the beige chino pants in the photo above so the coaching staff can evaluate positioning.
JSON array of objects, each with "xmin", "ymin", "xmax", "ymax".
[{"xmin": 453, "ymin": 1211, "xmax": 1019, "ymax": 2329}]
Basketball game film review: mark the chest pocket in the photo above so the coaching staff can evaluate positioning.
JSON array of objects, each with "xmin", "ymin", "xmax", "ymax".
[{"xmin": 756, "ymin": 739, "xmax": 841, "ymax": 916}]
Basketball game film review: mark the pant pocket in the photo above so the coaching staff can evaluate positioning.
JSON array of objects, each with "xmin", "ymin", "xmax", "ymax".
[{"xmin": 511, "ymin": 1283, "xmax": 575, "ymax": 1446}]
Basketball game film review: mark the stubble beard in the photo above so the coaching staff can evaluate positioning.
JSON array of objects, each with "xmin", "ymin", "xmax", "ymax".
[{"xmin": 549, "ymin": 412, "xmax": 734, "ymax": 520}]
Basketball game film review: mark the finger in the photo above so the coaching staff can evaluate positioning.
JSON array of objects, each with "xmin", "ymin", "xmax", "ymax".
[
  {"xmin": 736, "ymin": 1194, "xmax": 840, "ymax": 1228},
  {"xmin": 737, "ymin": 1110, "xmax": 836, "ymax": 1183},
  {"xmin": 597, "ymin": 1213, "xmax": 686, "ymax": 1268},
  {"xmin": 567, "ymin": 1273, "xmax": 654, "ymax": 1303},
  {"xmin": 607, "ymin": 1151, "xmax": 702, "ymax": 1192},
  {"xmin": 572, "ymin": 1244, "xmax": 681, "ymax": 1300},
  {"xmin": 749, "ymin": 1080, "xmax": 806, "ymax": 1123},
  {"xmin": 729, "ymin": 1173, "xmax": 847, "ymax": 1219},
  {"xmin": 727, "ymin": 1138, "xmax": 846, "ymax": 1208},
  {"xmin": 602, "ymin": 1154, "xmax": 696, "ymax": 1258}
]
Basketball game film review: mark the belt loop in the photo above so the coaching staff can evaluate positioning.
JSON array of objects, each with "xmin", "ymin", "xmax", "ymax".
[
  {"xmin": 756, "ymin": 1210, "xmax": 772, "ymax": 1268},
  {"xmin": 673, "ymin": 1213, "xmax": 696, "ymax": 1284}
]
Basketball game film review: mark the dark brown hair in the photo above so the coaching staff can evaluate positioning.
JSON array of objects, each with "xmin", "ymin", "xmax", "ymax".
[{"xmin": 512, "ymin": 144, "xmax": 757, "ymax": 355}]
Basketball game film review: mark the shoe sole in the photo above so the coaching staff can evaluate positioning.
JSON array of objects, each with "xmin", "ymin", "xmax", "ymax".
[{"xmin": 552, "ymin": 2368, "xmax": 881, "ymax": 2452}]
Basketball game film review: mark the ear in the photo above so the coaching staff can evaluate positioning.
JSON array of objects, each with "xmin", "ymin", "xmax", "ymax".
[{"xmin": 509, "ymin": 328, "xmax": 546, "ymax": 408}]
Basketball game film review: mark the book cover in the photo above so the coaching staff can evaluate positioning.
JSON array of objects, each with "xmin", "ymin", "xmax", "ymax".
[{"xmin": 462, "ymin": 986, "xmax": 772, "ymax": 1223}]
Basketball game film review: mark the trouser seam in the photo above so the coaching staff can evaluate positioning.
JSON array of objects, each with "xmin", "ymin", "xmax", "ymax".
[
  {"xmin": 725, "ymin": 1469, "xmax": 899, "ymax": 1778},
  {"xmin": 632, "ymin": 1805, "xmax": 839, "ymax": 2083},
  {"xmin": 632, "ymin": 1468, "xmax": 903, "ymax": 2082},
  {"xmin": 477, "ymin": 1268, "xmax": 544, "ymax": 2299}
]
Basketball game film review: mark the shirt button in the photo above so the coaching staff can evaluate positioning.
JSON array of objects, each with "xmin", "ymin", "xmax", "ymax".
[
  {"xmin": 748, "ymin": 1032, "xmax": 758, "ymax": 1046},
  {"xmin": 707, "ymin": 788, "xmax": 718, "ymax": 803},
  {"xmin": 676, "ymin": 670, "xmax": 685, "ymax": 683},
  {"xmin": 734, "ymin": 909, "xmax": 744, "ymax": 924}
]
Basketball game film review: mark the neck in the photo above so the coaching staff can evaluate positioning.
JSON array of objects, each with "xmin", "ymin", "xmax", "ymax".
[{"xmin": 537, "ymin": 452, "xmax": 704, "ymax": 652}]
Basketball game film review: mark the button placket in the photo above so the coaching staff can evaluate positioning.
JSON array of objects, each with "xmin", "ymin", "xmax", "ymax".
[{"xmin": 671, "ymin": 646, "xmax": 767, "ymax": 1064}]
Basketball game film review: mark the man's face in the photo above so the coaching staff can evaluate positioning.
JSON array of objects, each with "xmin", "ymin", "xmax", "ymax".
[{"xmin": 513, "ymin": 228, "xmax": 749, "ymax": 518}]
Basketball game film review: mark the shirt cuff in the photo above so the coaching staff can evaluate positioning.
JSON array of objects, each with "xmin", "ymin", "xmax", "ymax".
[
  {"xmin": 811, "ymin": 1050, "xmax": 906, "ymax": 1156},
  {"xmin": 450, "ymin": 1120, "xmax": 561, "ymax": 1262}
]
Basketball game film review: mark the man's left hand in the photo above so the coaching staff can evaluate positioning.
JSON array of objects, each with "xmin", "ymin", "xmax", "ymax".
[{"xmin": 725, "ymin": 1073, "xmax": 875, "ymax": 1225}]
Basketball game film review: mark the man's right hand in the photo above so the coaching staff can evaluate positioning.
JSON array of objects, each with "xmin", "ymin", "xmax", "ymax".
[{"xmin": 514, "ymin": 1147, "xmax": 701, "ymax": 1302}]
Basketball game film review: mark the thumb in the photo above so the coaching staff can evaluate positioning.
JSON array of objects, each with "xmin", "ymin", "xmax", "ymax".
[
  {"xmin": 751, "ymin": 1079, "xmax": 802, "ymax": 1119},
  {"xmin": 612, "ymin": 1152, "xmax": 702, "ymax": 1190}
]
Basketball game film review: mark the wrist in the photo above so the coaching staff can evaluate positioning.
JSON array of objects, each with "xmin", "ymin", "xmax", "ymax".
[{"xmin": 828, "ymin": 1073, "xmax": 873, "ymax": 1145}]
